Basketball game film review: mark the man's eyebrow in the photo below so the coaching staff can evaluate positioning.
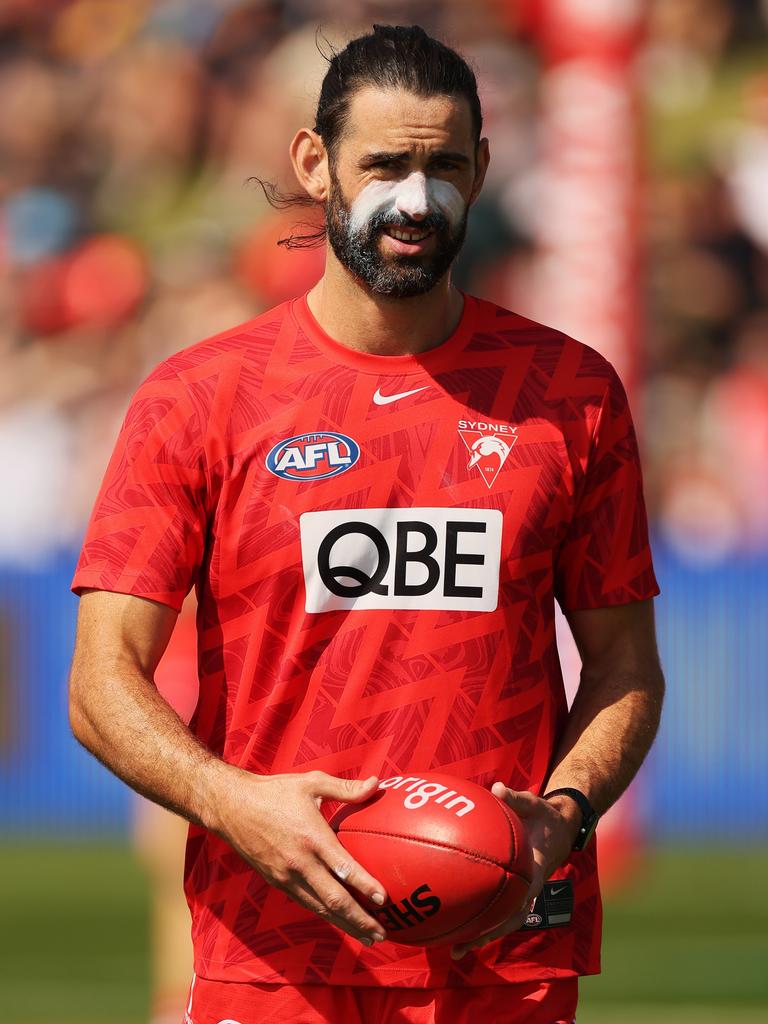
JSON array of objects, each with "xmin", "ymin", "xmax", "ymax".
[
  {"xmin": 430, "ymin": 150, "xmax": 471, "ymax": 165},
  {"xmin": 358, "ymin": 151, "xmax": 409, "ymax": 166},
  {"xmin": 359, "ymin": 150, "xmax": 471, "ymax": 167}
]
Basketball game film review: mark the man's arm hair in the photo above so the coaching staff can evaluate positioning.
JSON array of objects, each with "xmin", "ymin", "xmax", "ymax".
[
  {"xmin": 69, "ymin": 589, "xmax": 228, "ymax": 829},
  {"xmin": 544, "ymin": 597, "xmax": 665, "ymax": 814}
]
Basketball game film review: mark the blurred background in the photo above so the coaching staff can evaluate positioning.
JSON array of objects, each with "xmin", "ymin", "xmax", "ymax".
[{"xmin": 1, "ymin": 1, "xmax": 767, "ymax": 1022}]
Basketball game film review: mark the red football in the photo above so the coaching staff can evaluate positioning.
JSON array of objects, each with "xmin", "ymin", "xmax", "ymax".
[{"xmin": 330, "ymin": 771, "xmax": 534, "ymax": 947}]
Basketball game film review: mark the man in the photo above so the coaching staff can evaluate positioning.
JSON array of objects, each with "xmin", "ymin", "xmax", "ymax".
[{"xmin": 69, "ymin": 24, "xmax": 664, "ymax": 1024}]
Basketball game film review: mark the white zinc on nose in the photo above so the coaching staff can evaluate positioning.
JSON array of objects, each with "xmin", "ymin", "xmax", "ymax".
[
  {"xmin": 348, "ymin": 173, "xmax": 466, "ymax": 235},
  {"xmin": 394, "ymin": 171, "xmax": 430, "ymax": 218}
]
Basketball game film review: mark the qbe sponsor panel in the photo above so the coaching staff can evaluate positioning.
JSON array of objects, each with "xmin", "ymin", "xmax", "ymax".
[{"xmin": 300, "ymin": 507, "xmax": 503, "ymax": 613}]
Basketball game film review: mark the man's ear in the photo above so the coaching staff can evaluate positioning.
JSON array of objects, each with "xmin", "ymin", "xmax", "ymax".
[
  {"xmin": 290, "ymin": 128, "xmax": 329, "ymax": 202},
  {"xmin": 469, "ymin": 137, "xmax": 490, "ymax": 207}
]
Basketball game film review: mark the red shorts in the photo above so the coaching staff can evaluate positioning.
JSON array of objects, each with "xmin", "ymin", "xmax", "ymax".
[{"xmin": 183, "ymin": 974, "xmax": 579, "ymax": 1024}]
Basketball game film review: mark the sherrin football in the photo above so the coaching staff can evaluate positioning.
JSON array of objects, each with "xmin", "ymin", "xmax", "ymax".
[{"xmin": 330, "ymin": 771, "xmax": 534, "ymax": 946}]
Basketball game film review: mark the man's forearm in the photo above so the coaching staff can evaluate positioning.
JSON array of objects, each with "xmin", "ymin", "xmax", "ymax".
[
  {"xmin": 69, "ymin": 657, "xmax": 230, "ymax": 832},
  {"xmin": 69, "ymin": 641, "xmax": 393, "ymax": 946},
  {"xmin": 543, "ymin": 665, "xmax": 665, "ymax": 815}
]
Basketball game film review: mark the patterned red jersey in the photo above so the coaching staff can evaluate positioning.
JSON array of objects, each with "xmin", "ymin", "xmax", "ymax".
[{"xmin": 72, "ymin": 290, "xmax": 660, "ymax": 987}]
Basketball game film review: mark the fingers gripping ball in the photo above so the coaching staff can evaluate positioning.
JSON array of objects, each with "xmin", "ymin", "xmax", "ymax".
[{"xmin": 330, "ymin": 772, "xmax": 534, "ymax": 946}]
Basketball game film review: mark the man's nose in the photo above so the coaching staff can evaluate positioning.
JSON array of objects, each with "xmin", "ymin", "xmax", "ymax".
[{"xmin": 394, "ymin": 172, "xmax": 429, "ymax": 220}]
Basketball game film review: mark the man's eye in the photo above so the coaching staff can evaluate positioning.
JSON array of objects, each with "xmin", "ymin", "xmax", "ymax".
[{"xmin": 431, "ymin": 160, "xmax": 460, "ymax": 171}]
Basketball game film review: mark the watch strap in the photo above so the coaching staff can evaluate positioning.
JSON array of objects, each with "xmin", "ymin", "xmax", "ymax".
[{"xmin": 542, "ymin": 787, "xmax": 599, "ymax": 851}]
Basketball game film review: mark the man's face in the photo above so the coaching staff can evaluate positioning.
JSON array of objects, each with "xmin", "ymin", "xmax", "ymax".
[{"xmin": 324, "ymin": 88, "xmax": 486, "ymax": 298}]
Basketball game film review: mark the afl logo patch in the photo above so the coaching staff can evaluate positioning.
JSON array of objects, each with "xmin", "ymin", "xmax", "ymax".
[{"xmin": 266, "ymin": 431, "xmax": 360, "ymax": 481}]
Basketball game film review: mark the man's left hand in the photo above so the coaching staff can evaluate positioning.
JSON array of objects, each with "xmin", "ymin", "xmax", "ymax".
[{"xmin": 450, "ymin": 783, "xmax": 580, "ymax": 960}]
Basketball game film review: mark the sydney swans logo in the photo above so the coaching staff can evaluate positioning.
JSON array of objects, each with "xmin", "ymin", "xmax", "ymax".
[{"xmin": 458, "ymin": 419, "xmax": 518, "ymax": 488}]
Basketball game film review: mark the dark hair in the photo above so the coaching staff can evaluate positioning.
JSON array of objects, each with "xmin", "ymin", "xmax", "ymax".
[
  {"xmin": 251, "ymin": 24, "xmax": 482, "ymax": 249},
  {"xmin": 316, "ymin": 24, "xmax": 482, "ymax": 158}
]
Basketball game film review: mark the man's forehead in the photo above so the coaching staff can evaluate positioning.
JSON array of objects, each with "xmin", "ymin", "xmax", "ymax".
[{"xmin": 341, "ymin": 86, "xmax": 474, "ymax": 154}]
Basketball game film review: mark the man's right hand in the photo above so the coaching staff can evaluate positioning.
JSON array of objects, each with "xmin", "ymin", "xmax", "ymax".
[{"xmin": 210, "ymin": 769, "xmax": 388, "ymax": 947}]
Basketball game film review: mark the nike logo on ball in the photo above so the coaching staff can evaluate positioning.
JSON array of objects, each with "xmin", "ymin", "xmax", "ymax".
[{"xmin": 373, "ymin": 386, "xmax": 429, "ymax": 406}]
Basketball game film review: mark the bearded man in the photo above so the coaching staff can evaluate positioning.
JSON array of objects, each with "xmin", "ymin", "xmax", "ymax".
[{"xmin": 69, "ymin": 24, "xmax": 664, "ymax": 1024}]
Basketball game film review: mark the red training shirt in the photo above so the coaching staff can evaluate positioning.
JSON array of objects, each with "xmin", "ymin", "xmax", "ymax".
[{"xmin": 72, "ymin": 290, "xmax": 660, "ymax": 987}]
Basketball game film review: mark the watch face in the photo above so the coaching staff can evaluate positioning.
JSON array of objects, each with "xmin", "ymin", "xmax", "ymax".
[{"xmin": 574, "ymin": 813, "xmax": 599, "ymax": 851}]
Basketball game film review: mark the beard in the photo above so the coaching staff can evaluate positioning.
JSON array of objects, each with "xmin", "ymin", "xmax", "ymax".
[{"xmin": 325, "ymin": 171, "xmax": 468, "ymax": 299}]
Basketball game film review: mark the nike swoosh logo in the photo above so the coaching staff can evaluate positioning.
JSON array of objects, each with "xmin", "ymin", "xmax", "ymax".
[
  {"xmin": 373, "ymin": 386, "xmax": 429, "ymax": 406},
  {"xmin": 550, "ymin": 885, "xmax": 567, "ymax": 896}
]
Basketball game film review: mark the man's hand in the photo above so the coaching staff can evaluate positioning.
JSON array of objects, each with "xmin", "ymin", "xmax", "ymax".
[
  {"xmin": 450, "ymin": 784, "xmax": 579, "ymax": 960},
  {"xmin": 212, "ymin": 769, "xmax": 389, "ymax": 947}
]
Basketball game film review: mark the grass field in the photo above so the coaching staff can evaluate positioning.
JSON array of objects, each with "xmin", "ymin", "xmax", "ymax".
[{"xmin": 1, "ymin": 843, "xmax": 766, "ymax": 1023}]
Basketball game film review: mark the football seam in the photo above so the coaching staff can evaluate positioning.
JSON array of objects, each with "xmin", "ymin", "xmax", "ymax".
[
  {"xmin": 337, "ymin": 826, "xmax": 511, "ymax": 871},
  {"xmin": 497, "ymin": 797, "xmax": 518, "ymax": 864}
]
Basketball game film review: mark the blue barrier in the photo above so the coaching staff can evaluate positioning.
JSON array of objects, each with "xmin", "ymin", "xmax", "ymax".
[
  {"xmin": 0, "ymin": 540, "xmax": 766, "ymax": 837},
  {"xmin": 646, "ymin": 537, "xmax": 768, "ymax": 838},
  {"xmin": 0, "ymin": 552, "xmax": 131, "ymax": 833}
]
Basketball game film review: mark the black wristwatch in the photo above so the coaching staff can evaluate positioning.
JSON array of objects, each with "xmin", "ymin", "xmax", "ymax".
[{"xmin": 543, "ymin": 787, "xmax": 599, "ymax": 851}]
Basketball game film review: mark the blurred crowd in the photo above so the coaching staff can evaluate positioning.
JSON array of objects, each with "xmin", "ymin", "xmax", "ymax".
[{"xmin": 1, "ymin": 0, "xmax": 767, "ymax": 567}]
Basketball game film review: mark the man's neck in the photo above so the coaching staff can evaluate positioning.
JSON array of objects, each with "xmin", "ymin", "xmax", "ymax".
[{"xmin": 305, "ymin": 251, "xmax": 465, "ymax": 357}]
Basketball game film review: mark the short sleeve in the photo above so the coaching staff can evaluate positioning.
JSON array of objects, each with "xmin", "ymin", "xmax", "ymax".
[
  {"xmin": 553, "ymin": 364, "xmax": 660, "ymax": 610},
  {"xmin": 71, "ymin": 367, "xmax": 209, "ymax": 612}
]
